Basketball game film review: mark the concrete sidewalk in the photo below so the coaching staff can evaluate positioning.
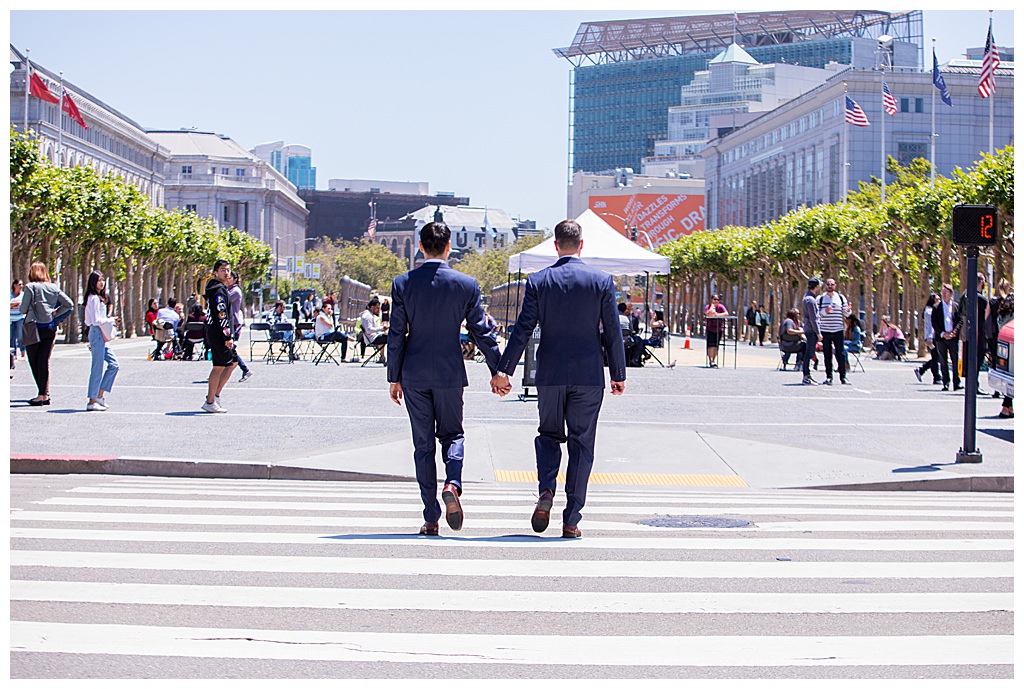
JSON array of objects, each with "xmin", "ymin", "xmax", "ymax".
[{"xmin": 10, "ymin": 333, "xmax": 1013, "ymax": 492}]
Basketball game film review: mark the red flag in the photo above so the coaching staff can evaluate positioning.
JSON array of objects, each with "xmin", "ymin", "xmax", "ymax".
[
  {"xmin": 29, "ymin": 72, "xmax": 59, "ymax": 104},
  {"xmin": 367, "ymin": 217, "xmax": 377, "ymax": 240},
  {"xmin": 62, "ymin": 90, "xmax": 88, "ymax": 129}
]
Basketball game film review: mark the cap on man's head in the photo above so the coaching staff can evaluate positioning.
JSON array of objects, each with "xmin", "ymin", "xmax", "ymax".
[{"xmin": 807, "ymin": 278, "xmax": 821, "ymax": 289}]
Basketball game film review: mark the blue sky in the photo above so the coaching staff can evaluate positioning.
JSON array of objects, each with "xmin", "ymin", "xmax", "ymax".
[{"xmin": 9, "ymin": 6, "xmax": 1016, "ymax": 231}]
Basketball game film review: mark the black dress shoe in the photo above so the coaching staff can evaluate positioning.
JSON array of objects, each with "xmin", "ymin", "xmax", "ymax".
[
  {"xmin": 942, "ymin": 386, "xmax": 949, "ymax": 391},
  {"xmin": 531, "ymin": 489, "xmax": 554, "ymax": 533},
  {"xmin": 419, "ymin": 522, "xmax": 439, "ymax": 536},
  {"xmin": 561, "ymin": 524, "xmax": 582, "ymax": 539},
  {"xmin": 953, "ymin": 385, "xmax": 962, "ymax": 391},
  {"xmin": 27, "ymin": 397, "xmax": 50, "ymax": 406},
  {"xmin": 441, "ymin": 484, "xmax": 463, "ymax": 531}
]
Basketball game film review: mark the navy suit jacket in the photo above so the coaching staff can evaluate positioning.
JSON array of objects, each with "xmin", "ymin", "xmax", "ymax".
[
  {"xmin": 498, "ymin": 255, "xmax": 626, "ymax": 386},
  {"xmin": 387, "ymin": 261, "xmax": 500, "ymax": 389}
]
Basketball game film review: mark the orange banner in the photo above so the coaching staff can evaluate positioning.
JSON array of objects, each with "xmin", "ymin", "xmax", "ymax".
[{"xmin": 589, "ymin": 193, "xmax": 705, "ymax": 247}]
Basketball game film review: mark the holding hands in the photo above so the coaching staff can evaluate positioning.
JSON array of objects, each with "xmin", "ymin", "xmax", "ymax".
[{"xmin": 490, "ymin": 372, "xmax": 512, "ymax": 396}]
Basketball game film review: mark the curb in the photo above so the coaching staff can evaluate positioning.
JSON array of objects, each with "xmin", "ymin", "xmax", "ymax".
[
  {"xmin": 805, "ymin": 476, "xmax": 1014, "ymax": 493},
  {"xmin": 9, "ymin": 456, "xmax": 413, "ymax": 483}
]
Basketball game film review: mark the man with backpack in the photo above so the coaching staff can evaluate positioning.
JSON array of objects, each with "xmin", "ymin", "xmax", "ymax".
[{"xmin": 817, "ymin": 277, "xmax": 852, "ymax": 386}]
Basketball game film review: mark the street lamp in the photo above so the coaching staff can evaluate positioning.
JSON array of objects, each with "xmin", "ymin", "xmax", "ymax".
[{"xmin": 274, "ymin": 235, "xmax": 280, "ymax": 301}]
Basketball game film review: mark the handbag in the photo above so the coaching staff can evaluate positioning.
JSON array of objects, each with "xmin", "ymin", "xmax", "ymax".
[
  {"xmin": 22, "ymin": 320, "xmax": 39, "ymax": 346},
  {"xmin": 99, "ymin": 319, "xmax": 118, "ymax": 342}
]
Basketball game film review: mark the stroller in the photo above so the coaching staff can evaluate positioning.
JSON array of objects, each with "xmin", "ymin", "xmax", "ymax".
[{"xmin": 150, "ymin": 319, "xmax": 181, "ymax": 360}]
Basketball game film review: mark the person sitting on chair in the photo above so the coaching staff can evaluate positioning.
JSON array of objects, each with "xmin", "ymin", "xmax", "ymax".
[
  {"xmin": 618, "ymin": 302, "xmax": 644, "ymax": 367},
  {"xmin": 360, "ymin": 297, "xmax": 389, "ymax": 364},
  {"xmin": 873, "ymin": 315, "xmax": 905, "ymax": 360},
  {"xmin": 645, "ymin": 310, "xmax": 666, "ymax": 348},
  {"xmin": 778, "ymin": 308, "xmax": 807, "ymax": 370},
  {"xmin": 315, "ymin": 302, "xmax": 348, "ymax": 360},
  {"xmin": 264, "ymin": 300, "xmax": 297, "ymax": 360}
]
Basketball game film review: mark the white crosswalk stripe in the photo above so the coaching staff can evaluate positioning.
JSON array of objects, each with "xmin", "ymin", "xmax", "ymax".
[{"xmin": 11, "ymin": 476, "xmax": 1013, "ymax": 679}]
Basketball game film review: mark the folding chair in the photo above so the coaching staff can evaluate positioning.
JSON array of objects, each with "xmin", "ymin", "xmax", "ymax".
[
  {"xmin": 846, "ymin": 345, "xmax": 866, "ymax": 373},
  {"xmin": 359, "ymin": 334, "xmax": 386, "ymax": 367},
  {"xmin": 268, "ymin": 322, "xmax": 296, "ymax": 363},
  {"xmin": 181, "ymin": 322, "xmax": 206, "ymax": 361},
  {"xmin": 248, "ymin": 322, "xmax": 272, "ymax": 361},
  {"xmin": 312, "ymin": 334, "xmax": 345, "ymax": 366},
  {"xmin": 151, "ymin": 322, "xmax": 177, "ymax": 361},
  {"xmin": 293, "ymin": 321, "xmax": 316, "ymax": 360}
]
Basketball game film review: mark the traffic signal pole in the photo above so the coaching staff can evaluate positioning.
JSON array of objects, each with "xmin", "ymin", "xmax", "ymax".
[{"xmin": 956, "ymin": 245, "xmax": 983, "ymax": 463}]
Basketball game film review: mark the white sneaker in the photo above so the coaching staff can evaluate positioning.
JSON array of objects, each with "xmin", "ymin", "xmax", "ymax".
[
  {"xmin": 201, "ymin": 401, "xmax": 225, "ymax": 414},
  {"xmin": 86, "ymin": 401, "xmax": 107, "ymax": 412},
  {"xmin": 240, "ymin": 370, "xmax": 252, "ymax": 382},
  {"xmin": 96, "ymin": 399, "xmax": 108, "ymax": 409}
]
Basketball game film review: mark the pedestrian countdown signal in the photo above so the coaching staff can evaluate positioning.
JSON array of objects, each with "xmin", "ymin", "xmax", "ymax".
[{"xmin": 952, "ymin": 204, "xmax": 998, "ymax": 246}]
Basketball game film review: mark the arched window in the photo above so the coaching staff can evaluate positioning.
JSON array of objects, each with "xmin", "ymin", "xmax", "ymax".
[
  {"xmin": 404, "ymin": 239, "xmax": 411, "ymax": 259},
  {"xmin": 391, "ymin": 239, "xmax": 398, "ymax": 254}
]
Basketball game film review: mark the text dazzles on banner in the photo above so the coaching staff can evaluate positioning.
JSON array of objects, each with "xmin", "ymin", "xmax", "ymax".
[{"xmin": 589, "ymin": 193, "xmax": 706, "ymax": 246}]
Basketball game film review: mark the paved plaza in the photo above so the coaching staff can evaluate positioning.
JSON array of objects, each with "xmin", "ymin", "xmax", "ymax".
[{"xmin": 9, "ymin": 333, "xmax": 1014, "ymax": 491}]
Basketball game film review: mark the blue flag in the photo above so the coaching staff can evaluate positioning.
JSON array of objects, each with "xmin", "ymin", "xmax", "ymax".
[{"xmin": 932, "ymin": 48, "xmax": 953, "ymax": 107}]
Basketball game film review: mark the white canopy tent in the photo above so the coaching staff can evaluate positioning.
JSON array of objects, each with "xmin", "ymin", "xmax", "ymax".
[
  {"xmin": 503, "ymin": 209, "xmax": 674, "ymax": 368},
  {"xmin": 507, "ymin": 209, "xmax": 670, "ymax": 276}
]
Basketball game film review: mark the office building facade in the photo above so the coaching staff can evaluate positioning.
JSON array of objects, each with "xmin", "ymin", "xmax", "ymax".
[
  {"xmin": 702, "ymin": 62, "xmax": 1014, "ymax": 229},
  {"xmin": 554, "ymin": 11, "xmax": 924, "ymax": 175},
  {"xmin": 251, "ymin": 140, "xmax": 317, "ymax": 190}
]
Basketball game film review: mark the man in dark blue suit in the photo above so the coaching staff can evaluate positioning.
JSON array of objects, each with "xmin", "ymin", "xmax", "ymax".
[
  {"xmin": 387, "ymin": 222, "xmax": 502, "ymax": 536},
  {"xmin": 492, "ymin": 219, "xmax": 626, "ymax": 539}
]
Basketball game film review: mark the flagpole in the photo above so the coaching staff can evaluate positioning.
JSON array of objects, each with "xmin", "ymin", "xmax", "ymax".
[
  {"xmin": 23, "ymin": 49, "xmax": 30, "ymax": 134},
  {"xmin": 842, "ymin": 83, "xmax": 849, "ymax": 204},
  {"xmin": 930, "ymin": 39, "xmax": 937, "ymax": 188},
  {"xmin": 987, "ymin": 12, "xmax": 994, "ymax": 154},
  {"xmin": 57, "ymin": 71, "xmax": 64, "ymax": 169},
  {"xmin": 880, "ymin": 67, "xmax": 886, "ymax": 203}
]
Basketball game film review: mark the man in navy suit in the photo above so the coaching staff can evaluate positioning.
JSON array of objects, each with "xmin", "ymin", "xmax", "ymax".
[
  {"xmin": 387, "ymin": 221, "xmax": 502, "ymax": 536},
  {"xmin": 492, "ymin": 219, "xmax": 626, "ymax": 539}
]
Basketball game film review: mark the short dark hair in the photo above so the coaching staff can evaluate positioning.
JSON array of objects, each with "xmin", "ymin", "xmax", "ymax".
[
  {"xmin": 618, "ymin": 302, "xmax": 627, "ymax": 313},
  {"xmin": 167, "ymin": 297, "xmax": 177, "ymax": 308},
  {"xmin": 554, "ymin": 219, "xmax": 582, "ymax": 251},
  {"xmin": 367, "ymin": 297, "xmax": 380, "ymax": 309},
  {"xmin": 420, "ymin": 222, "xmax": 451, "ymax": 256},
  {"xmin": 807, "ymin": 277, "xmax": 820, "ymax": 289},
  {"xmin": 274, "ymin": 300, "xmax": 285, "ymax": 309}
]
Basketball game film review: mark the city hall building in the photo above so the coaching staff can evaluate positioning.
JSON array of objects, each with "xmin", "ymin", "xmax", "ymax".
[{"xmin": 9, "ymin": 44, "xmax": 168, "ymax": 207}]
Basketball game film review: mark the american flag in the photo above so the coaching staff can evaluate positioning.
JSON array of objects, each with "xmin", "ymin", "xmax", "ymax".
[
  {"xmin": 882, "ymin": 81, "xmax": 897, "ymax": 116},
  {"xmin": 978, "ymin": 19, "xmax": 999, "ymax": 98},
  {"xmin": 845, "ymin": 95, "xmax": 870, "ymax": 127},
  {"xmin": 367, "ymin": 217, "xmax": 377, "ymax": 240}
]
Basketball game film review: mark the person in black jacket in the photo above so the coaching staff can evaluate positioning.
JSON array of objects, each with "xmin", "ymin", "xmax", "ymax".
[
  {"xmin": 201, "ymin": 260, "xmax": 237, "ymax": 413},
  {"xmin": 932, "ymin": 283, "xmax": 962, "ymax": 392}
]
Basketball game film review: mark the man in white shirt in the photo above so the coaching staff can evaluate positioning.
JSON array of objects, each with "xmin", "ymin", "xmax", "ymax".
[
  {"xmin": 360, "ymin": 297, "xmax": 389, "ymax": 362},
  {"xmin": 816, "ymin": 278, "xmax": 852, "ymax": 385},
  {"xmin": 156, "ymin": 298, "xmax": 181, "ymax": 330}
]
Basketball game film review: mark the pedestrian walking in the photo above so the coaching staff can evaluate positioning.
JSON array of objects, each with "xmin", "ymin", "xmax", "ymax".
[
  {"xmin": 19, "ymin": 262, "xmax": 73, "ymax": 406},
  {"xmin": 387, "ymin": 221, "xmax": 502, "ymax": 536},
  {"xmin": 227, "ymin": 270, "xmax": 252, "ymax": 383},
  {"xmin": 201, "ymin": 260, "xmax": 238, "ymax": 413},
  {"xmin": 704, "ymin": 295, "xmax": 728, "ymax": 367},
  {"xmin": 914, "ymin": 293, "xmax": 942, "ymax": 385},
  {"xmin": 800, "ymin": 278, "xmax": 822, "ymax": 385},
  {"xmin": 745, "ymin": 300, "xmax": 758, "ymax": 345},
  {"xmin": 83, "ymin": 271, "xmax": 120, "ymax": 411},
  {"xmin": 756, "ymin": 305, "xmax": 768, "ymax": 346},
  {"xmin": 493, "ymin": 219, "xmax": 626, "ymax": 539}
]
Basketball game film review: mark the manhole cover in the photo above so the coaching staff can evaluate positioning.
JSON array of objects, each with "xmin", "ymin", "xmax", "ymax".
[{"xmin": 640, "ymin": 516, "xmax": 752, "ymax": 529}]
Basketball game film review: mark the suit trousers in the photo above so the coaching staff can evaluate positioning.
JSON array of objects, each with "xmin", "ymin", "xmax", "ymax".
[
  {"xmin": 802, "ymin": 331, "xmax": 819, "ymax": 377},
  {"xmin": 403, "ymin": 386, "xmax": 465, "ymax": 523},
  {"xmin": 935, "ymin": 336, "xmax": 960, "ymax": 388},
  {"xmin": 535, "ymin": 385, "xmax": 604, "ymax": 528}
]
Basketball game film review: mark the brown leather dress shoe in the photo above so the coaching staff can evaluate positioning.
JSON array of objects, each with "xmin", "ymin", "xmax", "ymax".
[
  {"xmin": 561, "ymin": 524, "xmax": 582, "ymax": 539},
  {"xmin": 441, "ymin": 484, "xmax": 463, "ymax": 531},
  {"xmin": 531, "ymin": 489, "xmax": 554, "ymax": 533},
  {"xmin": 419, "ymin": 522, "xmax": 439, "ymax": 536}
]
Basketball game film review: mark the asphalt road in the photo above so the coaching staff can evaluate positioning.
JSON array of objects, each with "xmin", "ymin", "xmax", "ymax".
[{"xmin": 9, "ymin": 334, "xmax": 1015, "ymax": 476}]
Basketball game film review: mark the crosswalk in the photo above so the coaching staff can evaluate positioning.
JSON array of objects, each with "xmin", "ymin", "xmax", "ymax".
[{"xmin": 10, "ymin": 476, "xmax": 1014, "ymax": 679}]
